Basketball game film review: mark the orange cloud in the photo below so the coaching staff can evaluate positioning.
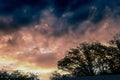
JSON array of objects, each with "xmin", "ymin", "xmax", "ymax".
[{"xmin": 0, "ymin": 10, "xmax": 120, "ymax": 77}]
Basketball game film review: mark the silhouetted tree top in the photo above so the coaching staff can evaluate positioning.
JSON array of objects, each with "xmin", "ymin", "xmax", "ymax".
[
  {"xmin": 0, "ymin": 70, "xmax": 40, "ymax": 80},
  {"xmin": 50, "ymin": 34, "xmax": 120, "ymax": 80},
  {"xmin": 57, "ymin": 41, "xmax": 120, "ymax": 78},
  {"xmin": 110, "ymin": 33, "xmax": 120, "ymax": 49}
]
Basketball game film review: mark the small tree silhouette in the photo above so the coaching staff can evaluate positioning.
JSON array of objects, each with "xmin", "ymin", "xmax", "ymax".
[
  {"xmin": 50, "ymin": 71, "xmax": 62, "ymax": 80},
  {"xmin": 0, "ymin": 70, "xmax": 10, "ymax": 80},
  {"xmin": 0, "ymin": 70, "xmax": 40, "ymax": 80}
]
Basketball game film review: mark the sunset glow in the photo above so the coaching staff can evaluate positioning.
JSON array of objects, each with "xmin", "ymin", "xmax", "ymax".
[{"xmin": 0, "ymin": 0, "xmax": 120, "ymax": 80}]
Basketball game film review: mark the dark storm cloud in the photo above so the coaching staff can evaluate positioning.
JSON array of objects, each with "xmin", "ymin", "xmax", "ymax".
[
  {"xmin": 0, "ymin": 0, "xmax": 120, "ymax": 35},
  {"xmin": 0, "ymin": 0, "xmax": 49, "ymax": 14},
  {"xmin": 0, "ymin": 0, "xmax": 49, "ymax": 30},
  {"xmin": 51, "ymin": 0, "xmax": 120, "ymax": 36}
]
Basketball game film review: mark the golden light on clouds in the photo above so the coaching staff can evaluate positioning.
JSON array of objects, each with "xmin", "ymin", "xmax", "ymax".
[
  {"xmin": 0, "ymin": 1, "xmax": 120, "ymax": 80},
  {"xmin": 0, "ymin": 8, "xmax": 119, "ymax": 80},
  {"xmin": 0, "ymin": 19, "xmax": 119, "ymax": 73}
]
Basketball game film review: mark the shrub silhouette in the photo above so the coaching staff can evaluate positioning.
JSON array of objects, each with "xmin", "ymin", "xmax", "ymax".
[{"xmin": 0, "ymin": 70, "xmax": 40, "ymax": 80}]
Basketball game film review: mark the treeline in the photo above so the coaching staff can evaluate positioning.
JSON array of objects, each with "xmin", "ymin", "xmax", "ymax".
[
  {"xmin": 0, "ymin": 70, "xmax": 40, "ymax": 80},
  {"xmin": 50, "ymin": 34, "xmax": 120, "ymax": 80}
]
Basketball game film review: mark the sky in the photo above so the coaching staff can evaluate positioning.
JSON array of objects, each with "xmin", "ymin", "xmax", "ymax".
[{"xmin": 0, "ymin": 0, "xmax": 120, "ymax": 80}]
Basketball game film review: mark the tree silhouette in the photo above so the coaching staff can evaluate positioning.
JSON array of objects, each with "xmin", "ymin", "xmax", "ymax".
[
  {"xmin": 110, "ymin": 33, "xmax": 120, "ymax": 49},
  {"xmin": 109, "ymin": 33, "xmax": 120, "ymax": 73},
  {"xmin": 50, "ymin": 71, "xmax": 71, "ymax": 80},
  {"xmin": 58, "ymin": 42, "xmax": 108, "ymax": 76},
  {"xmin": 0, "ymin": 70, "xmax": 40, "ymax": 80},
  {"xmin": 50, "ymin": 71, "xmax": 62, "ymax": 80},
  {"xmin": 52, "ymin": 41, "xmax": 120, "ymax": 79},
  {"xmin": 49, "ymin": 33, "xmax": 120, "ymax": 80},
  {"xmin": 0, "ymin": 70, "xmax": 10, "ymax": 80}
]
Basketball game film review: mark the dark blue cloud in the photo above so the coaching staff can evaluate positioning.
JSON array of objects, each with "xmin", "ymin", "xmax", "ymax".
[
  {"xmin": 0, "ymin": 0, "xmax": 49, "ymax": 31},
  {"xmin": 0, "ymin": 0, "xmax": 48, "ymax": 14},
  {"xmin": 53, "ymin": 0, "xmax": 120, "ymax": 36},
  {"xmin": 0, "ymin": 0, "xmax": 120, "ymax": 35},
  {"xmin": 53, "ymin": 0, "xmax": 94, "ymax": 17}
]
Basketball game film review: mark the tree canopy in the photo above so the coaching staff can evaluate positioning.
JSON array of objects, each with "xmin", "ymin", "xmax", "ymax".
[
  {"xmin": 51, "ymin": 34, "xmax": 120, "ymax": 80},
  {"xmin": 0, "ymin": 70, "xmax": 40, "ymax": 80}
]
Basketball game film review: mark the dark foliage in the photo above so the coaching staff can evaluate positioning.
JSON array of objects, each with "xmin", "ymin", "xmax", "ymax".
[
  {"xmin": 51, "ymin": 34, "xmax": 120, "ymax": 80},
  {"xmin": 0, "ymin": 70, "xmax": 40, "ymax": 80}
]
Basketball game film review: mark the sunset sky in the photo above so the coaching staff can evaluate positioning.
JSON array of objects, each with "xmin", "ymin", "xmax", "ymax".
[{"xmin": 0, "ymin": 0, "xmax": 120, "ymax": 80}]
